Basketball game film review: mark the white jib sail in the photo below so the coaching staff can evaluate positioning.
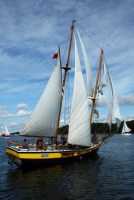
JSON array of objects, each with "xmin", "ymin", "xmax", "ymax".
[
  {"xmin": 68, "ymin": 34, "xmax": 91, "ymax": 146},
  {"xmin": 76, "ymin": 28, "xmax": 93, "ymax": 97},
  {"xmin": 20, "ymin": 53, "xmax": 62, "ymax": 137}
]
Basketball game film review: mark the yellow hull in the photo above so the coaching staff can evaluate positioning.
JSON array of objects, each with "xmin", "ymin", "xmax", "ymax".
[{"xmin": 6, "ymin": 143, "xmax": 101, "ymax": 166}]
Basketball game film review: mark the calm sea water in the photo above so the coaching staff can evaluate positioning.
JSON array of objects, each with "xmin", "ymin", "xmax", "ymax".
[{"xmin": 0, "ymin": 135, "xmax": 134, "ymax": 200}]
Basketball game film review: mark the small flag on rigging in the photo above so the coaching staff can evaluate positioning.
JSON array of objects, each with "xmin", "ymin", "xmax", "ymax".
[{"xmin": 52, "ymin": 53, "xmax": 58, "ymax": 59}]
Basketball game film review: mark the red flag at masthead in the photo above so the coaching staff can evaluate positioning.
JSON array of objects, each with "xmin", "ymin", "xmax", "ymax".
[{"xmin": 52, "ymin": 53, "xmax": 58, "ymax": 59}]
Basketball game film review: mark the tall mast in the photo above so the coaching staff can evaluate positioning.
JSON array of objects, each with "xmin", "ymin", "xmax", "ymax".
[
  {"xmin": 90, "ymin": 49, "xmax": 103, "ymax": 124},
  {"xmin": 56, "ymin": 20, "xmax": 75, "ymax": 133},
  {"xmin": 62, "ymin": 20, "xmax": 75, "ymax": 88}
]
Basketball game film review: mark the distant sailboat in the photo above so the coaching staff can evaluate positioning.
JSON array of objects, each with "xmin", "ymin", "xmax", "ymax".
[
  {"xmin": 1, "ymin": 126, "xmax": 10, "ymax": 137},
  {"xmin": 121, "ymin": 121, "xmax": 131, "ymax": 136},
  {"xmin": 6, "ymin": 20, "xmax": 120, "ymax": 167}
]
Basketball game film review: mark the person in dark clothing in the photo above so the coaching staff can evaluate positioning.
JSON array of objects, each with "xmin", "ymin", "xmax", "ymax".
[
  {"xmin": 22, "ymin": 139, "xmax": 29, "ymax": 149},
  {"xmin": 36, "ymin": 137, "xmax": 45, "ymax": 150},
  {"xmin": 60, "ymin": 134, "xmax": 67, "ymax": 150}
]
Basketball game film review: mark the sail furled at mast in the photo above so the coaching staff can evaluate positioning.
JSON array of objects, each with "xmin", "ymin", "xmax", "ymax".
[
  {"xmin": 20, "ymin": 51, "xmax": 62, "ymax": 137},
  {"xmin": 68, "ymin": 34, "xmax": 91, "ymax": 146}
]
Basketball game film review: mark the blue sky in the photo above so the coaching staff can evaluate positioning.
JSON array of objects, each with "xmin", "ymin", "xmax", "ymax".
[{"xmin": 0, "ymin": 0, "xmax": 134, "ymax": 133}]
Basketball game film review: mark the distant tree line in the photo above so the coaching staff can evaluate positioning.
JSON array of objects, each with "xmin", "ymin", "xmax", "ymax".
[
  {"xmin": 122, "ymin": 120, "xmax": 134, "ymax": 133},
  {"xmin": 11, "ymin": 120, "xmax": 134, "ymax": 135},
  {"xmin": 58, "ymin": 120, "xmax": 134, "ymax": 135},
  {"xmin": 91, "ymin": 120, "xmax": 134, "ymax": 134}
]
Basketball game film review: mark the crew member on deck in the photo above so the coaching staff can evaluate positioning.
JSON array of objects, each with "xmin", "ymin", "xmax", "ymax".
[
  {"xmin": 22, "ymin": 139, "xmax": 29, "ymax": 149},
  {"xmin": 36, "ymin": 137, "xmax": 45, "ymax": 150}
]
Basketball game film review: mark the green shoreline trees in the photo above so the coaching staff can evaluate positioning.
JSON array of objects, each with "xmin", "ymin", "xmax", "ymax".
[{"xmin": 11, "ymin": 120, "xmax": 134, "ymax": 135}]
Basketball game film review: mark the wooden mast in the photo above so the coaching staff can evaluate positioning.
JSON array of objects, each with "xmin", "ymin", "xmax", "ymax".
[
  {"xmin": 90, "ymin": 49, "xmax": 103, "ymax": 124},
  {"xmin": 56, "ymin": 20, "xmax": 75, "ymax": 134},
  {"xmin": 62, "ymin": 20, "xmax": 75, "ymax": 87}
]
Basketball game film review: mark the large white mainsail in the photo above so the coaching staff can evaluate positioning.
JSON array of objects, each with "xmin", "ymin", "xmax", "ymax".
[
  {"xmin": 76, "ymin": 28, "xmax": 93, "ymax": 97},
  {"xmin": 68, "ymin": 34, "xmax": 91, "ymax": 146},
  {"xmin": 20, "ymin": 52, "xmax": 62, "ymax": 137}
]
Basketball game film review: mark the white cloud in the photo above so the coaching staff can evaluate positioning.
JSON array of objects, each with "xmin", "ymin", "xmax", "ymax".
[
  {"xmin": 16, "ymin": 103, "xmax": 28, "ymax": 109},
  {"xmin": 17, "ymin": 109, "xmax": 31, "ymax": 117},
  {"xmin": 119, "ymin": 94, "xmax": 134, "ymax": 105},
  {"xmin": 0, "ymin": 109, "xmax": 31, "ymax": 119}
]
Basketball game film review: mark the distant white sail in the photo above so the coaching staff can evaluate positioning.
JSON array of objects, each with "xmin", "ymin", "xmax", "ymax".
[
  {"xmin": 20, "ymin": 52, "xmax": 62, "ymax": 137},
  {"xmin": 121, "ymin": 121, "xmax": 131, "ymax": 134},
  {"xmin": 5, "ymin": 126, "xmax": 10, "ymax": 136},
  {"xmin": 76, "ymin": 28, "xmax": 93, "ymax": 97},
  {"xmin": 68, "ymin": 34, "xmax": 91, "ymax": 146}
]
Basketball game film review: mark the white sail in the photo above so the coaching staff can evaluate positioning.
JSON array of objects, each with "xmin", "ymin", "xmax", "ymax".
[
  {"xmin": 101, "ymin": 61, "xmax": 107, "ymax": 89},
  {"xmin": 108, "ymin": 71, "xmax": 121, "ymax": 128},
  {"xmin": 5, "ymin": 126, "xmax": 10, "ymax": 136},
  {"xmin": 98, "ymin": 61, "xmax": 107, "ymax": 95},
  {"xmin": 121, "ymin": 121, "xmax": 131, "ymax": 134},
  {"xmin": 102, "ymin": 60, "xmax": 112, "ymax": 130},
  {"xmin": 76, "ymin": 28, "xmax": 93, "ymax": 97},
  {"xmin": 20, "ymin": 53, "xmax": 62, "ymax": 137},
  {"xmin": 68, "ymin": 34, "xmax": 91, "ymax": 146},
  {"xmin": 107, "ymin": 83, "xmax": 112, "ymax": 131},
  {"xmin": 102, "ymin": 61, "xmax": 107, "ymax": 87}
]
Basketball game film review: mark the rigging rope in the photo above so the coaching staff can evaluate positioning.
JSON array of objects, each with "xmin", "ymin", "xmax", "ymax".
[{"xmin": 76, "ymin": 22, "xmax": 101, "ymax": 50}]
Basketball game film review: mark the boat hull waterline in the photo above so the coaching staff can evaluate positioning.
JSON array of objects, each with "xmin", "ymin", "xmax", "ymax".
[
  {"xmin": 121, "ymin": 133, "xmax": 131, "ymax": 136},
  {"xmin": 6, "ymin": 143, "xmax": 101, "ymax": 166}
]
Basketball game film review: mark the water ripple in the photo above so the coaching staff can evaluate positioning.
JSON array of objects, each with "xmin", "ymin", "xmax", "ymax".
[{"xmin": 0, "ymin": 135, "xmax": 134, "ymax": 200}]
